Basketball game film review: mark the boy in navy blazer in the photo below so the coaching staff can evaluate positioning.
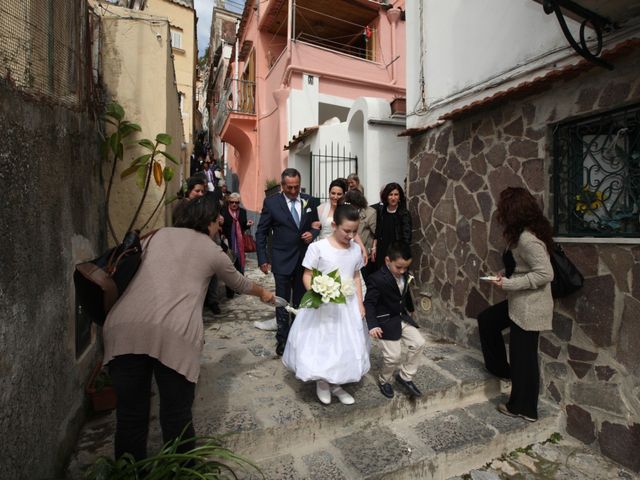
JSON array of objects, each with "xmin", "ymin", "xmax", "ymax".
[
  {"xmin": 364, "ymin": 242, "xmax": 426, "ymax": 398},
  {"xmin": 256, "ymin": 168, "xmax": 320, "ymax": 356}
]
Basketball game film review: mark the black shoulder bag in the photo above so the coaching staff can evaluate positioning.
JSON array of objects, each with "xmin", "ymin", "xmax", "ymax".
[
  {"xmin": 550, "ymin": 244, "xmax": 584, "ymax": 298},
  {"xmin": 74, "ymin": 230, "xmax": 156, "ymax": 326}
]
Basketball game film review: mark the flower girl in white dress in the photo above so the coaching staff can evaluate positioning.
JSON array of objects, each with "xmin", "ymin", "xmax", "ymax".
[{"xmin": 283, "ymin": 204, "xmax": 371, "ymax": 404}]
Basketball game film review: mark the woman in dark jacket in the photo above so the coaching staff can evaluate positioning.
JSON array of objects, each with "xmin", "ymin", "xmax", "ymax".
[
  {"xmin": 371, "ymin": 182, "xmax": 412, "ymax": 271},
  {"xmin": 221, "ymin": 192, "xmax": 253, "ymax": 298}
]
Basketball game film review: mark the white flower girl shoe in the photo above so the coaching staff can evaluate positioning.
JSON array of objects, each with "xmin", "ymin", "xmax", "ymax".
[
  {"xmin": 316, "ymin": 380, "xmax": 331, "ymax": 405},
  {"xmin": 331, "ymin": 385, "xmax": 355, "ymax": 405}
]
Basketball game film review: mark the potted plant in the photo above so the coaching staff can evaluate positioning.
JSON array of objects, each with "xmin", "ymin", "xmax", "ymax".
[
  {"xmin": 264, "ymin": 178, "xmax": 280, "ymax": 197},
  {"xmin": 85, "ymin": 361, "xmax": 117, "ymax": 412},
  {"xmin": 84, "ymin": 434, "xmax": 262, "ymax": 479}
]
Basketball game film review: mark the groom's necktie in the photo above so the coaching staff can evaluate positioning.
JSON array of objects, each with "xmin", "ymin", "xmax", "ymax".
[{"xmin": 290, "ymin": 199, "xmax": 300, "ymax": 228}]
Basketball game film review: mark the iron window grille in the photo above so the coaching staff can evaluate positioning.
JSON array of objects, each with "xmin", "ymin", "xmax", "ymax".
[{"xmin": 553, "ymin": 103, "xmax": 640, "ymax": 237}]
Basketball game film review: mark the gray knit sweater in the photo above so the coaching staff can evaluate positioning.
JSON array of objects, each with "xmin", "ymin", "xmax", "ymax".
[
  {"xmin": 103, "ymin": 228, "xmax": 252, "ymax": 382},
  {"xmin": 502, "ymin": 229, "xmax": 554, "ymax": 332}
]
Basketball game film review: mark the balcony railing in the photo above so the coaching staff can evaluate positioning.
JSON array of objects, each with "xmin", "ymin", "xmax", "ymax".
[{"xmin": 214, "ymin": 79, "xmax": 256, "ymax": 134}]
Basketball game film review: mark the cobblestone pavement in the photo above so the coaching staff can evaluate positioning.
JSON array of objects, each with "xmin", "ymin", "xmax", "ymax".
[
  {"xmin": 451, "ymin": 435, "xmax": 637, "ymax": 479},
  {"xmin": 65, "ymin": 256, "xmax": 637, "ymax": 479}
]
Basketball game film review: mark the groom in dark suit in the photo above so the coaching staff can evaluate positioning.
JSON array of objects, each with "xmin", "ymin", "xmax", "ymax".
[{"xmin": 256, "ymin": 168, "xmax": 320, "ymax": 356}]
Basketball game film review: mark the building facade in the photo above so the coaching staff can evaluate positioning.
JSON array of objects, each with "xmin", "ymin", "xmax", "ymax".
[
  {"xmin": 210, "ymin": 0, "xmax": 408, "ymax": 211},
  {"xmin": 404, "ymin": 0, "xmax": 640, "ymax": 471},
  {"xmin": 205, "ymin": 1, "xmax": 241, "ymax": 181},
  {"xmin": 110, "ymin": 0, "xmax": 197, "ymax": 171},
  {"xmin": 92, "ymin": 2, "xmax": 185, "ymax": 240},
  {"xmin": 0, "ymin": 2, "xmax": 103, "ymax": 478}
]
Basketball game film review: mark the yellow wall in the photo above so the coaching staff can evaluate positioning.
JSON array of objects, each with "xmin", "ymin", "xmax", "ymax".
[
  {"xmin": 144, "ymin": 0, "xmax": 197, "ymax": 168},
  {"xmin": 93, "ymin": 3, "xmax": 184, "ymax": 242}
]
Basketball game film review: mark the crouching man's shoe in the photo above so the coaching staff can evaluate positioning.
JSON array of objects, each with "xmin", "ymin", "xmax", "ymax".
[{"xmin": 395, "ymin": 373, "xmax": 422, "ymax": 397}]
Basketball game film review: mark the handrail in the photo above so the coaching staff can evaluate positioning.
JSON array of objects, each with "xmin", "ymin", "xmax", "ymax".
[{"xmin": 213, "ymin": 79, "xmax": 256, "ymax": 134}]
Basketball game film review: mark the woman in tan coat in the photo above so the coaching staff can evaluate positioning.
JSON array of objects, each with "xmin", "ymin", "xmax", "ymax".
[
  {"xmin": 477, "ymin": 187, "xmax": 554, "ymax": 422},
  {"xmin": 103, "ymin": 195, "xmax": 274, "ymax": 461}
]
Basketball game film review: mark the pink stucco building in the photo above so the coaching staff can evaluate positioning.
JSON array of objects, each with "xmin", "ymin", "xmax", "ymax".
[{"xmin": 211, "ymin": 0, "xmax": 406, "ymax": 211}]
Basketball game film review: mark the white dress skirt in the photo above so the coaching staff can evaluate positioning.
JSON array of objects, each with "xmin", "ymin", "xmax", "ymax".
[{"xmin": 282, "ymin": 239, "xmax": 370, "ymax": 384}]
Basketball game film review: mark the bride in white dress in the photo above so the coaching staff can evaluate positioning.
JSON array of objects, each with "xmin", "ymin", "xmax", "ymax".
[
  {"xmin": 283, "ymin": 204, "xmax": 370, "ymax": 405},
  {"xmin": 316, "ymin": 178, "xmax": 348, "ymax": 239}
]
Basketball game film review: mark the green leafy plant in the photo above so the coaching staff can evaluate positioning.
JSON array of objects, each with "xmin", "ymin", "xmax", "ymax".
[
  {"xmin": 84, "ymin": 435, "xmax": 262, "ymax": 480},
  {"xmin": 264, "ymin": 178, "xmax": 279, "ymax": 190},
  {"xmin": 544, "ymin": 432, "xmax": 562, "ymax": 444},
  {"xmin": 101, "ymin": 101, "xmax": 178, "ymax": 243}
]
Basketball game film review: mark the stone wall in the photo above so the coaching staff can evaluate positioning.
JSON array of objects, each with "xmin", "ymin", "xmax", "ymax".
[
  {"xmin": 0, "ymin": 82, "xmax": 103, "ymax": 478},
  {"xmin": 407, "ymin": 51, "xmax": 640, "ymax": 472}
]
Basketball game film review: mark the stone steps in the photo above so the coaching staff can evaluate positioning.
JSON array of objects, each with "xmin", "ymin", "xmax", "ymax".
[
  {"xmin": 192, "ymin": 318, "xmax": 561, "ymax": 479},
  {"xmin": 239, "ymin": 398, "xmax": 559, "ymax": 480},
  {"xmin": 64, "ymin": 287, "xmax": 562, "ymax": 479}
]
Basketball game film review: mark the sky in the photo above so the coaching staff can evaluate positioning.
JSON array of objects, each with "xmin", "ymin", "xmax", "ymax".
[{"xmin": 194, "ymin": 0, "xmax": 245, "ymax": 57}]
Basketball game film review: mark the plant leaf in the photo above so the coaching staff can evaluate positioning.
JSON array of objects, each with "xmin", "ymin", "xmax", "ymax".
[
  {"xmin": 138, "ymin": 139, "xmax": 155, "ymax": 151},
  {"xmin": 164, "ymin": 194, "xmax": 178, "ymax": 205},
  {"xmin": 155, "ymin": 133, "xmax": 172, "ymax": 145},
  {"xmin": 333, "ymin": 293, "xmax": 346, "ymax": 304},
  {"xmin": 120, "ymin": 123, "xmax": 140, "ymax": 138},
  {"xmin": 158, "ymin": 150, "xmax": 179, "ymax": 165},
  {"xmin": 109, "ymin": 133, "xmax": 119, "ymax": 155},
  {"xmin": 120, "ymin": 164, "xmax": 139, "ymax": 178},
  {"xmin": 153, "ymin": 162, "xmax": 163, "ymax": 187},
  {"xmin": 299, "ymin": 291, "xmax": 320, "ymax": 309},
  {"xmin": 163, "ymin": 166, "xmax": 174, "ymax": 182},
  {"xmin": 129, "ymin": 153, "xmax": 151, "ymax": 167},
  {"xmin": 136, "ymin": 165, "xmax": 147, "ymax": 190},
  {"xmin": 106, "ymin": 102, "xmax": 124, "ymax": 121}
]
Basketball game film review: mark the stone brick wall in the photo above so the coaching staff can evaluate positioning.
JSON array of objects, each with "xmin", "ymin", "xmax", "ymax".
[
  {"xmin": 407, "ymin": 51, "xmax": 640, "ymax": 472},
  {"xmin": 0, "ymin": 82, "xmax": 103, "ymax": 478}
]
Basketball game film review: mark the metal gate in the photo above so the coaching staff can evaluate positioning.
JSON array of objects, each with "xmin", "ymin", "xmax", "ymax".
[{"xmin": 310, "ymin": 142, "xmax": 357, "ymax": 202}]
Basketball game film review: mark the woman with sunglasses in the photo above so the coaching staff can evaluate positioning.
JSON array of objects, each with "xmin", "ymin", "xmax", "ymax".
[{"xmin": 221, "ymin": 192, "xmax": 253, "ymax": 298}]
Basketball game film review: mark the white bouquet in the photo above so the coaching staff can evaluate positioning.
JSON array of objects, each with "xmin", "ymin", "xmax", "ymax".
[{"xmin": 299, "ymin": 268, "xmax": 355, "ymax": 309}]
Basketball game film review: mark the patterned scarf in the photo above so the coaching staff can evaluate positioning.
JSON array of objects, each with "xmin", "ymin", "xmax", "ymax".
[{"xmin": 229, "ymin": 207, "xmax": 245, "ymax": 269}]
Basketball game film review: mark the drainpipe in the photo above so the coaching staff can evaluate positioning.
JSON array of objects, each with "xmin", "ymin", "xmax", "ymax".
[
  {"xmin": 233, "ymin": 19, "xmax": 239, "ymax": 111},
  {"xmin": 273, "ymin": 88, "xmax": 290, "ymax": 171},
  {"xmin": 286, "ymin": 0, "xmax": 293, "ymax": 60},
  {"xmin": 386, "ymin": 7, "xmax": 401, "ymax": 85}
]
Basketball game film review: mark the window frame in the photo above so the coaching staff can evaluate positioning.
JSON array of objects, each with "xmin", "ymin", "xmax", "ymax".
[
  {"xmin": 552, "ymin": 103, "xmax": 640, "ymax": 239},
  {"xmin": 170, "ymin": 29, "xmax": 183, "ymax": 50}
]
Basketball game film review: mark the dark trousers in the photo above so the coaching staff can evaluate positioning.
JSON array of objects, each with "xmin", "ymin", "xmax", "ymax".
[
  {"xmin": 274, "ymin": 264, "xmax": 305, "ymax": 344},
  {"xmin": 477, "ymin": 301, "xmax": 540, "ymax": 419},
  {"xmin": 225, "ymin": 257, "xmax": 245, "ymax": 298},
  {"xmin": 109, "ymin": 354, "xmax": 196, "ymax": 461},
  {"xmin": 206, "ymin": 275, "xmax": 219, "ymax": 307}
]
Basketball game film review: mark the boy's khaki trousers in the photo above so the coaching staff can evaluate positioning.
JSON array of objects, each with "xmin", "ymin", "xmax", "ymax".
[{"xmin": 377, "ymin": 321, "xmax": 426, "ymax": 384}]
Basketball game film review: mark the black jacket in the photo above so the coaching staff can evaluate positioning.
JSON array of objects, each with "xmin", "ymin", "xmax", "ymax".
[
  {"xmin": 373, "ymin": 203, "xmax": 412, "ymax": 245},
  {"xmin": 255, "ymin": 193, "xmax": 320, "ymax": 275},
  {"xmin": 364, "ymin": 265, "xmax": 417, "ymax": 341},
  {"xmin": 221, "ymin": 205, "xmax": 249, "ymax": 242}
]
